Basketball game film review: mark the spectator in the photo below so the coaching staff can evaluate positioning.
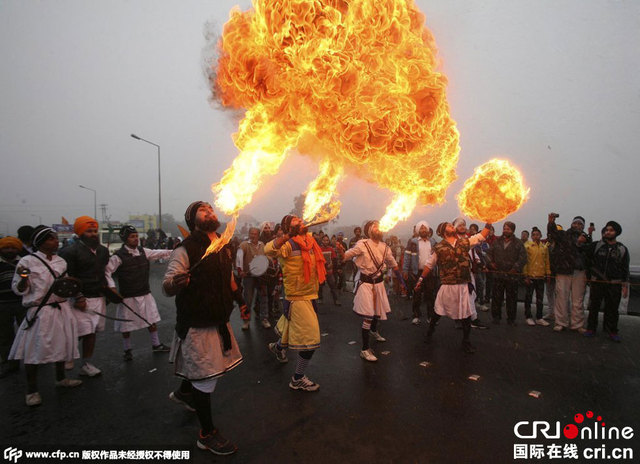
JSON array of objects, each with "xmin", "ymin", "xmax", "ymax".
[
  {"xmin": 523, "ymin": 227, "xmax": 551, "ymax": 326},
  {"xmin": 547, "ymin": 214, "xmax": 591, "ymax": 333},
  {"xmin": 348, "ymin": 227, "xmax": 362, "ymax": 249},
  {"xmin": 403, "ymin": 221, "xmax": 437, "ymax": 325},
  {"xmin": 584, "ymin": 221, "xmax": 629, "ymax": 342},
  {"xmin": 486, "ymin": 222, "xmax": 527, "ymax": 325},
  {"xmin": 319, "ymin": 236, "xmax": 340, "ymax": 306},
  {"xmin": 521, "ymin": 230, "xmax": 530, "ymax": 244}
]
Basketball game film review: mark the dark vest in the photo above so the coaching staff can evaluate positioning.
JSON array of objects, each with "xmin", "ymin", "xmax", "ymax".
[
  {"xmin": 58, "ymin": 240, "xmax": 109, "ymax": 298},
  {"xmin": 114, "ymin": 246, "xmax": 150, "ymax": 298},
  {"xmin": 175, "ymin": 231, "xmax": 234, "ymax": 340}
]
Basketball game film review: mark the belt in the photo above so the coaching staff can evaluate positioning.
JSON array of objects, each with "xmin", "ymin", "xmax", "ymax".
[{"xmin": 359, "ymin": 274, "xmax": 384, "ymax": 285}]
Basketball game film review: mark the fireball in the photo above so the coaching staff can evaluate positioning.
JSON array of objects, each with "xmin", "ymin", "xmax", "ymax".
[{"xmin": 456, "ymin": 159, "xmax": 529, "ymax": 223}]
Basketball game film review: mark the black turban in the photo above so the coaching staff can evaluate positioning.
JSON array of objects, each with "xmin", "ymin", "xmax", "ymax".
[
  {"xmin": 119, "ymin": 225, "xmax": 137, "ymax": 241},
  {"xmin": 31, "ymin": 226, "xmax": 56, "ymax": 250},
  {"xmin": 436, "ymin": 222, "xmax": 448, "ymax": 238},
  {"xmin": 605, "ymin": 221, "xmax": 622, "ymax": 237},
  {"xmin": 185, "ymin": 201, "xmax": 206, "ymax": 231}
]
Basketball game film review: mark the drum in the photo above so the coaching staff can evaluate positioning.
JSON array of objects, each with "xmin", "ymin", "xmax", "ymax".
[{"xmin": 249, "ymin": 255, "xmax": 269, "ymax": 277}]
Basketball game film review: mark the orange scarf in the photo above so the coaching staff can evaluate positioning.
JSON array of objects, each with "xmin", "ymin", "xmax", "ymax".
[{"xmin": 291, "ymin": 234, "xmax": 326, "ymax": 284}]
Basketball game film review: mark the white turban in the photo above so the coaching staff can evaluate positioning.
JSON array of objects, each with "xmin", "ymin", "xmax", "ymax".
[
  {"xmin": 452, "ymin": 217, "xmax": 466, "ymax": 227},
  {"xmin": 414, "ymin": 220, "xmax": 430, "ymax": 233},
  {"xmin": 260, "ymin": 221, "xmax": 274, "ymax": 232}
]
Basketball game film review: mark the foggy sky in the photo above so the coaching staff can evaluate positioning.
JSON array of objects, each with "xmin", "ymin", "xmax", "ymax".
[{"xmin": 1, "ymin": 1, "xmax": 639, "ymax": 261}]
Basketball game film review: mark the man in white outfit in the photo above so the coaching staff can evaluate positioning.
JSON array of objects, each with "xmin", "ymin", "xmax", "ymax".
[
  {"xmin": 343, "ymin": 220, "xmax": 400, "ymax": 362},
  {"xmin": 105, "ymin": 225, "xmax": 172, "ymax": 361}
]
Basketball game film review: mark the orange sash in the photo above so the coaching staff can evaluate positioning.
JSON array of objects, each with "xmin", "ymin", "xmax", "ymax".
[{"xmin": 291, "ymin": 234, "xmax": 326, "ymax": 284}]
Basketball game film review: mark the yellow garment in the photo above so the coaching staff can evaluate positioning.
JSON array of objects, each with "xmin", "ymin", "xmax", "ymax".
[
  {"xmin": 275, "ymin": 300, "xmax": 320, "ymax": 350},
  {"xmin": 265, "ymin": 234, "xmax": 319, "ymax": 300},
  {"xmin": 524, "ymin": 241, "xmax": 550, "ymax": 278}
]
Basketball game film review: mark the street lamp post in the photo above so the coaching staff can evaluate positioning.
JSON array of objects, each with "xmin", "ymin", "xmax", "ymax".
[
  {"xmin": 78, "ymin": 185, "xmax": 97, "ymax": 219},
  {"xmin": 130, "ymin": 134, "xmax": 162, "ymax": 230}
]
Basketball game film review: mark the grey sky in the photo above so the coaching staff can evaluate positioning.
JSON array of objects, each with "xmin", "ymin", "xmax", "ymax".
[{"xmin": 1, "ymin": 1, "xmax": 639, "ymax": 260}]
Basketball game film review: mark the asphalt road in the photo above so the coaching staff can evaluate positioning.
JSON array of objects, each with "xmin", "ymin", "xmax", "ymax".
[{"xmin": 2, "ymin": 264, "xmax": 639, "ymax": 463}]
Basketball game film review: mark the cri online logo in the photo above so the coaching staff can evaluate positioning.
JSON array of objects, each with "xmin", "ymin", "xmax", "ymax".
[{"xmin": 514, "ymin": 411, "xmax": 634, "ymax": 440}]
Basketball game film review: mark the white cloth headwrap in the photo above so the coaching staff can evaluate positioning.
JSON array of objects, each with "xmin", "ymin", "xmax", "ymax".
[
  {"xmin": 452, "ymin": 217, "xmax": 466, "ymax": 227},
  {"xmin": 414, "ymin": 220, "xmax": 430, "ymax": 233},
  {"xmin": 259, "ymin": 221, "xmax": 274, "ymax": 233}
]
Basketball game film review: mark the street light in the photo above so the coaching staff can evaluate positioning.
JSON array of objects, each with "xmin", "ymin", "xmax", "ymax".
[
  {"xmin": 130, "ymin": 133, "xmax": 162, "ymax": 230},
  {"xmin": 78, "ymin": 185, "xmax": 97, "ymax": 219}
]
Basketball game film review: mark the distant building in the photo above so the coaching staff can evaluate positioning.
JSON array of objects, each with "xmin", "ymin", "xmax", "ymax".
[{"xmin": 129, "ymin": 214, "xmax": 158, "ymax": 231}]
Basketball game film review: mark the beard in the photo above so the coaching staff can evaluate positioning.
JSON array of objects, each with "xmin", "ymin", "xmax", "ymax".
[
  {"xmin": 81, "ymin": 235, "xmax": 100, "ymax": 249},
  {"xmin": 260, "ymin": 231, "xmax": 273, "ymax": 242},
  {"xmin": 371, "ymin": 230, "xmax": 383, "ymax": 241},
  {"xmin": 197, "ymin": 218, "xmax": 220, "ymax": 233}
]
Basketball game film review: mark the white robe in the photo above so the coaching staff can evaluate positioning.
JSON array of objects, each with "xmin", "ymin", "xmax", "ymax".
[
  {"xmin": 344, "ymin": 239, "xmax": 397, "ymax": 319},
  {"xmin": 105, "ymin": 246, "xmax": 171, "ymax": 332},
  {"xmin": 9, "ymin": 252, "xmax": 79, "ymax": 364}
]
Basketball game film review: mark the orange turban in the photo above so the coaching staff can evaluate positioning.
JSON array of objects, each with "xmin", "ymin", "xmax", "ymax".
[
  {"xmin": 74, "ymin": 216, "xmax": 99, "ymax": 236},
  {"xmin": 0, "ymin": 236, "xmax": 23, "ymax": 250}
]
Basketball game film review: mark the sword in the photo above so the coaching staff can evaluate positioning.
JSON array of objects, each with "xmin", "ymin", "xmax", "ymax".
[{"xmin": 102, "ymin": 287, "xmax": 153, "ymax": 326}]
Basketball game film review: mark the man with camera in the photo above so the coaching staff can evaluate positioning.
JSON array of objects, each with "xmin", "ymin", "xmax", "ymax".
[{"xmin": 547, "ymin": 213, "xmax": 591, "ymax": 333}]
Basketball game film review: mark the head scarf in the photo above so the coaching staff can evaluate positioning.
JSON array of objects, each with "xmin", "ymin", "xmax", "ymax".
[
  {"xmin": 605, "ymin": 221, "xmax": 622, "ymax": 237},
  {"xmin": 185, "ymin": 201, "xmax": 206, "ymax": 231},
  {"xmin": 74, "ymin": 216, "xmax": 99, "ymax": 236},
  {"xmin": 363, "ymin": 220, "xmax": 379, "ymax": 239},
  {"xmin": 436, "ymin": 222, "xmax": 448, "ymax": 238},
  {"xmin": 32, "ymin": 226, "xmax": 56, "ymax": 250},
  {"xmin": 452, "ymin": 217, "xmax": 466, "ymax": 228},
  {"xmin": 572, "ymin": 216, "xmax": 586, "ymax": 227},
  {"xmin": 504, "ymin": 221, "xmax": 516, "ymax": 233},
  {"xmin": 0, "ymin": 236, "xmax": 23, "ymax": 250},
  {"xmin": 415, "ymin": 220, "xmax": 430, "ymax": 234},
  {"xmin": 119, "ymin": 225, "xmax": 137, "ymax": 241}
]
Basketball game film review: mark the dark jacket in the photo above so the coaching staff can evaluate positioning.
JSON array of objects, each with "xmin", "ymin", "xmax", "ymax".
[
  {"xmin": 58, "ymin": 240, "xmax": 109, "ymax": 298},
  {"xmin": 486, "ymin": 236, "xmax": 527, "ymax": 277},
  {"xmin": 585, "ymin": 240, "xmax": 630, "ymax": 282},
  {"xmin": 547, "ymin": 222, "xmax": 591, "ymax": 275}
]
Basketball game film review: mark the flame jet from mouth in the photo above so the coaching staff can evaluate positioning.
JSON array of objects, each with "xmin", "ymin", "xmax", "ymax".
[{"xmin": 210, "ymin": 0, "xmax": 463, "ymax": 230}]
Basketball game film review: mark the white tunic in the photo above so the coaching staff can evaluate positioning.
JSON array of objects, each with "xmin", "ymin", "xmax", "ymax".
[
  {"xmin": 9, "ymin": 252, "xmax": 79, "ymax": 364},
  {"xmin": 343, "ymin": 239, "xmax": 397, "ymax": 319},
  {"xmin": 105, "ymin": 246, "xmax": 171, "ymax": 332}
]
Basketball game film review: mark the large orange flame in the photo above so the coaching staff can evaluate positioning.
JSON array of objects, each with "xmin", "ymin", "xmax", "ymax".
[
  {"xmin": 211, "ymin": 0, "xmax": 462, "ymax": 230},
  {"xmin": 456, "ymin": 159, "xmax": 529, "ymax": 224}
]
